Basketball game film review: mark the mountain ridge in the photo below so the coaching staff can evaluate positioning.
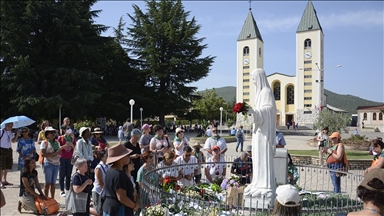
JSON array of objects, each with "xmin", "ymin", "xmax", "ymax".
[{"xmin": 198, "ymin": 86, "xmax": 382, "ymax": 114}]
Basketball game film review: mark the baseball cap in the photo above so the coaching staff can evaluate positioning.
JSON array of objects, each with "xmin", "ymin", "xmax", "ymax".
[
  {"xmin": 142, "ymin": 124, "xmax": 152, "ymax": 131},
  {"xmin": 276, "ymin": 184, "xmax": 301, "ymax": 207},
  {"xmin": 212, "ymin": 145, "xmax": 220, "ymax": 151}
]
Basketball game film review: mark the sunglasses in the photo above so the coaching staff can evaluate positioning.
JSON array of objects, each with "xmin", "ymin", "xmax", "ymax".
[{"xmin": 185, "ymin": 154, "xmax": 192, "ymax": 157}]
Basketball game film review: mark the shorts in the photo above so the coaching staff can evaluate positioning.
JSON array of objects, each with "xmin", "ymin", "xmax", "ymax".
[
  {"xmin": 43, "ymin": 162, "xmax": 60, "ymax": 184},
  {"xmin": 92, "ymin": 191, "xmax": 104, "ymax": 214},
  {"xmin": 0, "ymin": 148, "xmax": 13, "ymax": 170}
]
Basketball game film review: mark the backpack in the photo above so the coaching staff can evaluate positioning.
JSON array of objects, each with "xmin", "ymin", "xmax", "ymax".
[
  {"xmin": 0, "ymin": 129, "xmax": 5, "ymax": 139},
  {"xmin": 236, "ymin": 129, "xmax": 242, "ymax": 138}
]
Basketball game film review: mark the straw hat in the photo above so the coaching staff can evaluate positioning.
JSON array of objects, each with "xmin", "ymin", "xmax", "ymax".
[
  {"xmin": 106, "ymin": 144, "xmax": 132, "ymax": 164},
  {"xmin": 79, "ymin": 127, "xmax": 90, "ymax": 138},
  {"xmin": 44, "ymin": 126, "xmax": 56, "ymax": 132},
  {"xmin": 92, "ymin": 127, "xmax": 104, "ymax": 134},
  {"xmin": 192, "ymin": 142, "xmax": 202, "ymax": 148},
  {"xmin": 360, "ymin": 168, "xmax": 384, "ymax": 192}
]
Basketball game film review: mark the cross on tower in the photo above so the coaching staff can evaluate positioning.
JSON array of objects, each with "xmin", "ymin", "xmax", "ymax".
[{"xmin": 249, "ymin": 0, "xmax": 252, "ymax": 10}]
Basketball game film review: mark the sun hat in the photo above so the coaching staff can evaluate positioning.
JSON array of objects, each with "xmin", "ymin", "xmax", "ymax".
[
  {"xmin": 175, "ymin": 128, "xmax": 184, "ymax": 135},
  {"xmin": 44, "ymin": 126, "xmax": 56, "ymax": 132},
  {"xmin": 131, "ymin": 128, "xmax": 142, "ymax": 136},
  {"xmin": 329, "ymin": 132, "xmax": 341, "ymax": 139},
  {"xmin": 106, "ymin": 144, "xmax": 132, "ymax": 164},
  {"xmin": 192, "ymin": 142, "xmax": 203, "ymax": 148},
  {"xmin": 212, "ymin": 145, "xmax": 220, "ymax": 151},
  {"xmin": 360, "ymin": 168, "xmax": 384, "ymax": 192},
  {"xmin": 79, "ymin": 127, "xmax": 90, "ymax": 138},
  {"xmin": 141, "ymin": 124, "xmax": 152, "ymax": 131},
  {"xmin": 92, "ymin": 127, "xmax": 104, "ymax": 134},
  {"xmin": 276, "ymin": 184, "xmax": 301, "ymax": 207},
  {"xmin": 246, "ymin": 145, "xmax": 252, "ymax": 152}
]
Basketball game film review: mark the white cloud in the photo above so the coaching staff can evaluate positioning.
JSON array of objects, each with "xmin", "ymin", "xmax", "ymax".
[{"xmin": 319, "ymin": 9, "xmax": 383, "ymax": 29}]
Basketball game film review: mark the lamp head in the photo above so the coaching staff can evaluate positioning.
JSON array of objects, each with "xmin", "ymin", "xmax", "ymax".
[
  {"xmin": 220, "ymin": 107, "xmax": 223, "ymax": 111},
  {"xmin": 129, "ymin": 99, "xmax": 135, "ymax": 106},
  {"xmin": 140, "ymin": 108, "xmax": 143, "ymax": 111}
]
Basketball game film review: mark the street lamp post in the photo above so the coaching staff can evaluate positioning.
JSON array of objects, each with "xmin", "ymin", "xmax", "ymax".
[
  {"xmin": 129, "ymin": 99, "xmax": 135, "ymax": 124},
  {"xmin": 315, "ymin": 63, "xmax": 342, "ymax": 110},
  {"xmin": 140, "ymin": 107, "xmax": 143, "ymax": 128},
  {"xmin": 219, "ymin": 107, "xmax": 223, "ymax": 135}
]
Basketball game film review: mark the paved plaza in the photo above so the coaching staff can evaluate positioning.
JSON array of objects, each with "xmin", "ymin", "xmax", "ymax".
[{"xmin": 0, "ymin": 127, "xmax": 381, "ymax": 215}]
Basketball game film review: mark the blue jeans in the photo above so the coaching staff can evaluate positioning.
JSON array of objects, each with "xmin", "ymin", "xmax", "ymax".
[
  {"xmin": 236, "ymin": 137, "xmax": 244, "ymax": 151},
  {"xmin": 103, "ymin": 205, "xmax": 125, "ymax": 216},
  {"xmin": 59, "ymin": 158, "xmax": 73, "ymax": 191},
  {"xmin": 327, "ymin": 162, "xmax": 343, "ymax": 193},
  {"xmin": 43, "ymin": 162, "xmax": 60, "ymax": 184}
]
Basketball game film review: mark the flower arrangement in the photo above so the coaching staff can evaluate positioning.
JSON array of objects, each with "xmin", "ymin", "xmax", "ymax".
[
  {"xmin": 220, "ymin": 175, "xmax": 241, "ymax": 190},
  {"xmin": 232, "ymin": 102, "xmax": 250, "ymax": 115},
  {"xmin": 162, "ymin": 176, "xmax": 180, "ymax": 192},
  {"xmin": 145, "ymin": 204, "xmax": 166, "ymax": 216}
]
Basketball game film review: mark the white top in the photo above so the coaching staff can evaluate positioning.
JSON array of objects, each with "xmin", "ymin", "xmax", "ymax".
[
  {"xmin": 92, "ymin": 161, "xmax": 109, "ymax": 195},
  {"xmin": 41, "ymin": 140, "xmax": 60, "ymax": 165},
  {"xmin": 317, "ymin": 133, "xmax": 329, "ymax": 147},
  {"xmin": 204, "ymin": 136, "xmax": 227, "ymax": 160},
  {"xmin": 157, "ymin": 161, "xmax": 179, "ymax": 179},
  {"xmin": 174, "ymin": 155, "xmax": 198, "ymax": 186},
  {"xmin": 76, "ymin": 138, "xmax": 94, "ymax": 161},
  {"xmin": 205, "ymin": 129, "xmax": 212, "ymax": 137},
  {"xmin": 150, "ymin": 136, "xmax": 169, "ymax": 159},
  {"xmin": 174, "ymin": 137, "xmax": 189, "ymax": 156},
  {"xmin": 0, "ymin": 129, "xmax": 14, "ymax": 149},
  {"xmin": 205, "ymin": 157, "xmax": 225, "ymax": 183}
]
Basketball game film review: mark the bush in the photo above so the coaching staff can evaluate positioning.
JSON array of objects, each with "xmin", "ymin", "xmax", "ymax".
[{"xmin": 341, "ymin": 134, "xmax": 371, "ymax": 150}]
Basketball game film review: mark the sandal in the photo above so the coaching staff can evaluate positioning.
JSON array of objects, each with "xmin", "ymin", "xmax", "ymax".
[
  {"xmin": 18, "ymin": 201, "xmax": 22, "ymax": 213},
  {"xmin": 3, "ymin": 181, "xmax": 13, "ymax": 186}
]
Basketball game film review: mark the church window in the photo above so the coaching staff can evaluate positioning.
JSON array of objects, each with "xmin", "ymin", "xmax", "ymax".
[
  {"xmin": 304, "ymin": 104, "xmax": 312, "ymax": 107},
  {"xmin": 243, "ymin": 92, "xmax": 250, "ymax": 96},
  {"xmin": 243, "ymin": 66, "xmax": 250, "ymax": 69},
  {"xmin": 363, "ymin": 113, "xmax": 367, "ymax": 120},
  {"xmin": 304, "ymin": 39, "xmax": 311, "ymax": 49},
  {"xmin": 379, "ymin": 113, "xmax": 383, "ymax": 120},
  {"xmin": 304, "ymin": 60, "xmax": 312, "ymax": 64},
  {"xmin": 304, "ymin": 68, "xmax": 312, "ymax": 71},
  {"xmin": 304, "ymin": 75, "xmax": 312, "ymax": 78},
  {"xmin": 243, "ymin": 85, "xmax": 249, "ymax": 89},
  {"xmin": 243, "ymin": 72, "xmax": 250, "ymax": 76},
  {"xmin": 244, "ymin": 99, "xmax": 250, "ymax": 102},
  {"xmin": 259, "ymin": 48, "xmax": 261, "ymax": 56},
  {"xmin": 273, "ymin": 82, "xmax": 281, "ymax": 101},
  {"xmin": 373, "ymin": 113, "xmax": 377, "ymax": 120},
  {"xmin": 304, "ymin": 82, "xmax": 312, "ymax": 86},
  {"xmin": 243, "ymin": 46, "xmax": 249, "ymax": 56},
  {"xmin": 304, "ymin": 97, "xmax": 312, "ymax": 100},
  {"xmin": 287, "ymin": 85, "xmax": 294, "ymax": 104},
  {"xmin": 304, "ymin": 111, "xmax": 312, "ymax": 114},
  {"xmin": 243, "ymin": 79, "xmax": 250, "ymax": 82},
  {"xmin": 304, "ymin": 89, "xmax": 312, "ymax": 93}
]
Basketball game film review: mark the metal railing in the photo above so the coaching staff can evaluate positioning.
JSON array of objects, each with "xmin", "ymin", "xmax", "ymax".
[{"xmin": 139, "ymin": 161, "xmax": 364, "ymax": 216}]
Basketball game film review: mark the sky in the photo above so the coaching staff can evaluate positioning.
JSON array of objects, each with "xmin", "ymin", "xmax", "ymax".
[{"xmin": 91, "ymin": 1, "xmax": 384, "ymax": 103}]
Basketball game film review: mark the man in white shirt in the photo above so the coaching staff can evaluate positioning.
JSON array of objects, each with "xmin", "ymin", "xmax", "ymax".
[
  {"xmin": 204, "ymin": 127, "xmax": 227, "ymax": 160},
  {"xmin": 174, "ymin": 146, "xmax": 198, "ymax": 186},
  {"xmin": 205, "ymin": 126, "xmax": 212, "ymax": 137},
  {"xmin": 0, "ymin": 122, "xmax": 20, "ymax": 188},
  {"xmin": 316, "ymin": 126, "xmax": 329, "ymax": 167}
]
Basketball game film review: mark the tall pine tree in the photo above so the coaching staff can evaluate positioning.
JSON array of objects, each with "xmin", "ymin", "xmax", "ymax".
[{"xmin": 126, "ymin": 0, "xmax": 215, "ymax": 126}]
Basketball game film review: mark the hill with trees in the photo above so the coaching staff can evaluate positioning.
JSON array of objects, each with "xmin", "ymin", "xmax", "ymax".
[{"xmin": 198, "ymin": 86, "xmax": 382, "ymax": 114}]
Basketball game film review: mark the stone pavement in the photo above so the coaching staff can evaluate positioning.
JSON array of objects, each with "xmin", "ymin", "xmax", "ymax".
[{"xmin": 1, "ymin": 128, "xmax": 381, "ymax": 215}]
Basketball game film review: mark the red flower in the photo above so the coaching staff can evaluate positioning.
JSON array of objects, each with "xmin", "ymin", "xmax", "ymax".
[
  {"xmin": 233, "ymin": 102, "xmax": 250, "ymax": 115},
  {"xmin": 176, "ymin": 185, "xmax": 181, "ymax": 191}
]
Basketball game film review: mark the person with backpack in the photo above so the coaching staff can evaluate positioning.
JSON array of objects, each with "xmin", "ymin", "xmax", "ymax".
[{"xmin": 235, "ymin": 126, "xmax": 245, "ymax": 152}]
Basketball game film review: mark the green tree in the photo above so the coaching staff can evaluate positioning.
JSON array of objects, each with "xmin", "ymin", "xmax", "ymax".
[
  {"xmin": 313, "ymin": 109, "xmax": 351, "ymax": 134},
  {"xmin": 125, "ymin": 0, "xmax": 215, "ymax": 126},
  {"xmin": 192, "ymin": 89, "xmax": 226, "ymax": 121}
]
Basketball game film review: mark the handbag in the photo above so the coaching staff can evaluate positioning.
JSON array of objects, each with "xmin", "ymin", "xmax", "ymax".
[
  {"xmin": 65, "ymin": 173, "xmax": 89, "ymax": 213},
  {"xmin": 34, "ymin": 197, "xmax": 59, "ymax": 215}
]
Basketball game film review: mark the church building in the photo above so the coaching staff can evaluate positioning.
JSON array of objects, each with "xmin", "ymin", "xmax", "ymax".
[{"xmin": 236, "ymin": 1, "xmax": 327, "ymax": 126}]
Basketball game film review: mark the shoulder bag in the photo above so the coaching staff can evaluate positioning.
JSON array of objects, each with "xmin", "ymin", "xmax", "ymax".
[{"xmin": 65, "ymin": 173, "xmax": 89, "ymax": 213}]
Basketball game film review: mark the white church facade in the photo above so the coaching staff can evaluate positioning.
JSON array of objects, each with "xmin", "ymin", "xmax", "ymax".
[{"xmin": 236, "ymin": 1, "xmax": 328, "ymax": 126}]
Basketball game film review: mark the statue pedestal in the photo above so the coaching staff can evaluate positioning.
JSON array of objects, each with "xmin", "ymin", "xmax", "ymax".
[{"xmin": 243, "ymin": 194, "xmax": 274, "ymax": 209}]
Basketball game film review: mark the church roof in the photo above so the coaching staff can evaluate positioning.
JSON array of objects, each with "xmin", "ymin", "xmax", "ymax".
[
  {"xmin": 238, "ymin": 10, "xmax": 263, "ymax": 42},
  {"xmin": 296, "ymin": 1, "xmax": 323, "ymax": 33},
  {"xmin": 267, "ymin": 72, "xmax": 295, "ymax": 78},
  {"xmin": 327, "ymin": 104, "xmax": 348, "ymax": 113}
]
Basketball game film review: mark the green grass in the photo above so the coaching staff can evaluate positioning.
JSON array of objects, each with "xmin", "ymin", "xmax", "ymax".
[{"xmin": 289, "ymin": 150, "xmax": 373, "ymax": 159}]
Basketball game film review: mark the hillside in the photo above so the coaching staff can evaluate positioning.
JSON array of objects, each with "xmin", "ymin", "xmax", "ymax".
[{"xmin": 199, "ymin": 86, "xmax": 382, "ymax": 114}]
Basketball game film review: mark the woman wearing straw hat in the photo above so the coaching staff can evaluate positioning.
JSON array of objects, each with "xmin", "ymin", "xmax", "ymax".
[
  {"xmin": 76, "ymin": 127, "xmax": 94, "ymax": 177},
  {"xmin": 102, "ymin": 144, "xmax": 139, "ymax": 216},
  {"xmin": 91, "ymin": 128, "xmax": 109, "ymax": 151}
]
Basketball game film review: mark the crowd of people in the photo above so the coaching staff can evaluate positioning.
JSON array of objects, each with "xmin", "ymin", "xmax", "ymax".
[{"xmin": 0, "ymin": 116, "xmax": 383, "ymax": 215}]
